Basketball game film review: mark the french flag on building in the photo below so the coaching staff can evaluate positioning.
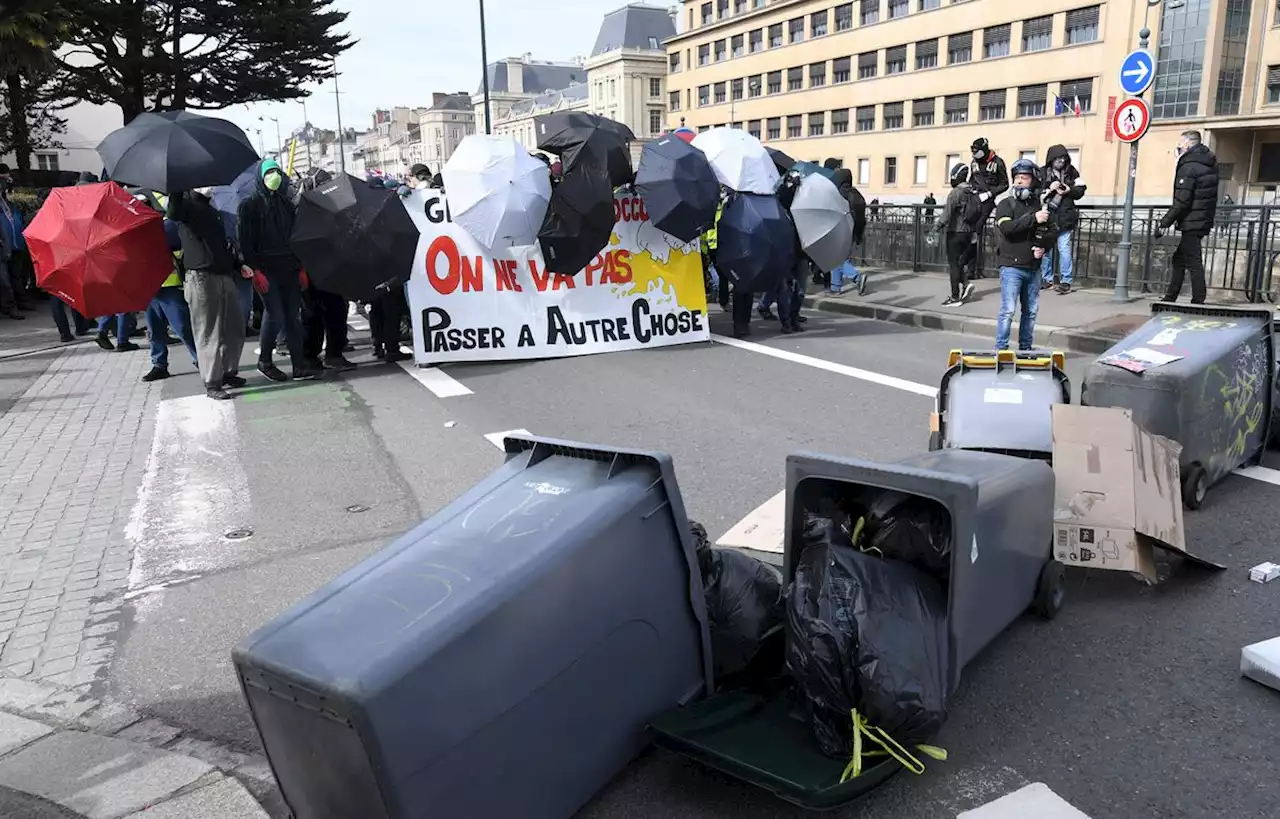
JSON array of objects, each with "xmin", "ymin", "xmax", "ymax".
[{"xmin": 1054, "ymin": 95, "xmax": 1084, "ymax": 117}]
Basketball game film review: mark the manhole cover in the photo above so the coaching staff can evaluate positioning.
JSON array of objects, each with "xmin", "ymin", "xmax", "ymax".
[
  {"xmin": 224, "ymin": 527, "xmax": 254, "ymax": 540},
  {"xmin": 346, "ymin": 504, "xmax": 371, "ymax": 514}
]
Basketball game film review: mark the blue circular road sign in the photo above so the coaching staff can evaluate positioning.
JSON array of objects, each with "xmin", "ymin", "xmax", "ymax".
[{"xmin": 1119, "ymin": 50, "xmax": 1155, "ymax": 96}]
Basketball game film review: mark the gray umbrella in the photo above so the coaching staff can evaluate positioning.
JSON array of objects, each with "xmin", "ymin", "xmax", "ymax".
[{"xmin": 789, "ymin": 173, "xmax": 853, "ymax": 273}]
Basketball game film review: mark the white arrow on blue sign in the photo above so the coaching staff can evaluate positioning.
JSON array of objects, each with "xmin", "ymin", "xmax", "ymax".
[{"xmin": 1119, "ymin": 50, "xmax": 1155, "ymax": 96}]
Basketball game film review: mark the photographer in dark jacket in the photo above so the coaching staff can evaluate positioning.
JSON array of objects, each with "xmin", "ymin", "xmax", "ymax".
[
  {"xmin": 1039, "ymin": 144, "xmax": 1086, "ymax": 294},
  {"xmin": 993, "ymin": 158, "xmax": 1050, "ymax": 352},
  {"xmin": 1156, "ymin": 130, "xmax": 1218, "ymax": 304}
]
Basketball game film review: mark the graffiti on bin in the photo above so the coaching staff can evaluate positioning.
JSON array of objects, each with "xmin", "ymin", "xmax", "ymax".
[
  {"xmin": 1198, "ymin": 342, "xmax": 1267, "ymax": 479},
  {"xmin": 1156, "ymin": 315, "xmax": 1239, "ymax": 332}
]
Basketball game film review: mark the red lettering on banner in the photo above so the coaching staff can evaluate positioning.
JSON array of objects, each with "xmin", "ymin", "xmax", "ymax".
[
  {"xmin": 552, "ymin": 273, "xmax": 575, "ymax": 290},
  {"xmin": 495, "ymin": 259, "xmax": 522, "ymax": 291},
  {"xmin": 600, "ymin": 249, "xmax": 633, "ymax": 284},
  {"xmin": 529, "ymin": 260, "xmax": 552, "ymax": 292},
  {"xmin": 430, "ymin": 240, "xmax": 638, "ymax": 293},
  {"xmin": 425, "ymin": 235, "xmax": 461, "ymax": 295},
  {"xmin": 613, "ymin": 197, "xmax": 650, "ymax": 224},
  {"xmin": 459, "ymin": 255, "xmax": 484, "ymax": 292}
]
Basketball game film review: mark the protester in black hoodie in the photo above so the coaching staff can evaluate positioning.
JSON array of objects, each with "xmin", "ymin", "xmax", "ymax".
[
  {"xmin": 295, "ymin": 169, "xmax": 355, "ymax": 372},
  {"xmin": 1156, "ymin": 130, "xmax": 1218, "ymax": 304},
  {"xmin": 993, "ymin": 158, "xmax": 1049, "ymax": 352},
  {"xmin": 828, "ymin": 165, "xmax": 868, "ymax": 295},
  {"xmin": 934, "ymin": 164, "xmax": 977, "ymax": 306},
  {"xmin": 1039, "ymin": 144, "xmax": 1087, "ymax": 294},
  {"xmin": 967, "ymin": 137, "xmax": 1009, "ymax": 279}
]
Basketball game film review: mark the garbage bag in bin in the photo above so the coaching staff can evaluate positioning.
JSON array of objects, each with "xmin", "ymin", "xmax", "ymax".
[
  {"xmin": 233, "ymin": 436, "xmax": 713, "ymax": 819},
  {"xmin": 691, "ymin": 520, "xmax": 785, "ymax": 682}
]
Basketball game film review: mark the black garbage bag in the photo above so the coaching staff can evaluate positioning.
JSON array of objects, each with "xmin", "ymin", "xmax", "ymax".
[
  {"xmin": 863, "ymin": 491, "xmax": 952, "ymax": 582},
  {"xmin": 786, "ymin": 534, "xmax": 949, "ymax": 758},
  {"xmin": 690, "ymin": 521, "xmax": 786, "ymax": 680}
]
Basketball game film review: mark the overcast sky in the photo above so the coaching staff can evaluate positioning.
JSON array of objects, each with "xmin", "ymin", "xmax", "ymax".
[{"xmin": 219, "ymin": 0, "xmax": 646, "ymax": 150}]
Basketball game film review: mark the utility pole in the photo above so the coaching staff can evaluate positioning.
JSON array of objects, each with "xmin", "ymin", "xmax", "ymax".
[
  {"xmin": 301, "ymin": 99, "xmax": 314, "ymax": 172},
  {"xmin": 333, "ymin": 59, "xmax": 346, "ymax": 173},
  {"xmin": 261, "ymin": 115, "xmax": 281, "ymax": 160},
  {"xmin": 479, "ymin": 0, "xmax": 492, "ymax": 134},
  {"xmin": 1114, "ymin": 0, "xmax": 1164, "ymax": 302}
]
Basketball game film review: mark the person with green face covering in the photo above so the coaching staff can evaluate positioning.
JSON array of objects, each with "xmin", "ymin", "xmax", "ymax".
[{"xmin": 235, "ymin": 158, "xmax": 320, "ymax": 382}]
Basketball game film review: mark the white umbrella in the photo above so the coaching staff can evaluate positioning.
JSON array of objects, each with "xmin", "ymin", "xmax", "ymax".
[
  {"xmin": 790, "ymin": 174, "xmax": 854, "ymax": 273},
  {"xmin": 443, "ymin": 135, "xmax": 552, "ymax": 248},
  {"xmin": 691, "ymin": 128, "xmax": 779, "ymax": 195}
]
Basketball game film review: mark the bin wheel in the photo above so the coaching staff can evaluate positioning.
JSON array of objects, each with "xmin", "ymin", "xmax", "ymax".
[
  {"xmin": 1182, "ymin": 464, "xmax": 1207, "ymax": 510},
  {"xmin": 928, "ymin": 431, "xmax": 941, "ymax": 452},
  {"xmin": 1032, "ymin": 560, "xmax": 1066, "ymax": 620}
]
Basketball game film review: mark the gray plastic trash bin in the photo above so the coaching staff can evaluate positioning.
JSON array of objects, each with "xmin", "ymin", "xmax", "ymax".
[
  {"xmin": 1081, "ymin": 303, "xmax": 1275, "ymax": 509},
  {"xmin": 232, "ymin": 436, "xmax": 713, "ymax": 819}
]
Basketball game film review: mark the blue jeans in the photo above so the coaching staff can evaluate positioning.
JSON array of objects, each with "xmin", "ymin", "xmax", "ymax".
[
  {"xmin": 146, "ymin": 286, "xmax": 198, "ymax": 369},
  {"xmin": 96, "ymin": 313, "xmax": 134, "ymax": 338},
  {"xmin": 259, "ymin": 272, "xmax": 306, "ymax": 364},
  {"xmin": 830, "ymin": 260, "xmax": 860, "ymax": 291},
  {"xmin": 1040, "ymin": 230, "xmax": 1074, "ymax": 284},
  {"xmin": 996, "ymin": 266, "xmax": 1039, "ymax": 351},
  {"xmin": 235, "ymin": 276, "xmax": 253, "ymax": 328}
]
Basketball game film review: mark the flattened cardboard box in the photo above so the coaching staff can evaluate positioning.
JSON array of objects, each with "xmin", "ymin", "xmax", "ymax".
[{"xmin": 1051, "ymin": 405, "xmax": 1223, "ymax": 583}]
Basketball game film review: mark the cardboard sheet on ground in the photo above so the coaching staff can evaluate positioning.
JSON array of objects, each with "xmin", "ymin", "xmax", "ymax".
[
  {"xmin": 1242, "ymin": 636, "xmax": 1280, "ymax": 692},
  {"xmin": 715, "ymin": 490, "xmax": 785, "ymax": 554},
  {"xmin": 1051, "ymin": 405, "xmax": 1225, "ymax": 583}
]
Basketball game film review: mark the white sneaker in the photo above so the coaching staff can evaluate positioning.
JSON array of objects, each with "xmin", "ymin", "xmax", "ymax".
[{"xmin": 962, "ymin": 282, "xmax": 976, "ymax": 301}]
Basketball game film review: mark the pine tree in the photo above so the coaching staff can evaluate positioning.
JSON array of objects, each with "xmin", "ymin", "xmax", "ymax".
[{"xmin": 0, "ymin": 1, "xmax": 69, "ymax": 171}]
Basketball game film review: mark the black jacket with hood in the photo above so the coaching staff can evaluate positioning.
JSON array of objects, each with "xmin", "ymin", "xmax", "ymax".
[
  {"xmin": 237, "ymin": 162, "xmax": 300, "ymax": 275},
  {"xmin": 1161, "ymin": 143, "xmax": 1219, "ymax": 237},
  {"xmin": 1040, "ymin": 144, "xmax": 1086, "ymax": 231},
  {"xmin": 935, "ymin": 174, "xmax": 974, "ymax": 236},
  {"xmin": 993, "ymin": 192, "xmax": 1041, "ymax": 269},
  {"xmin": 166, "ymin": 191, "xmax": 236, "ymax": 275},
  {"xmin": 833, "ymin": 168, "xmax": 867, "ymax": 245},
  {"xmin": 968, "ymin": 151, "xmax": 1009, "ymax": 199}
]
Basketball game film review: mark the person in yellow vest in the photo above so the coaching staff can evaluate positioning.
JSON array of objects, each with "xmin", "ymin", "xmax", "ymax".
[
  {"xmin": 701, "ymin": 201, "xmax": 727, "ymax": 309},
  {"xmin": 141, "ymin": 196, "xmax": 199, "ymax": 382}
]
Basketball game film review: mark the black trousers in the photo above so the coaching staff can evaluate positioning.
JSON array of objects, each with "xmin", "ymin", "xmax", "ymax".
[
  {"xmin": 369, "ymin": 287, "xmax": 407, "ymax": 351},
  {"xmin": 1166, "ymin": 232, "xmax": 1206, "ymax": 304},
  {"xmin": 302, "ymin": 288, "xmax": 349, "ymax": 359},
  {"xmin": 945, "ymin": 232, "xmax": 972, "ymax": 299},
  {"xmin": 731, "ymin": 289, "xmax": 754, "ymax": 335}
]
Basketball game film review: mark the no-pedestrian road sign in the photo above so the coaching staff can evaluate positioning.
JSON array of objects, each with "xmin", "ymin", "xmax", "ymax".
[
  {"xmin": 1119, "ymin": 49, "xmax": 1155, "ymax": 96},
  {"xmin": 1112, "ymin": 98, "xmax": 1150, "ymax": 144}
]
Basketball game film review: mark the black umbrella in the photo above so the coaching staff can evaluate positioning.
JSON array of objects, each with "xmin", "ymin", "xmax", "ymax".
[
  {"xmin": 765, "ymin": 147, "xmax": 797, "ymax": 176},
  {"xmin": 634, "ymin": 136, "xmax": 720, "ymax": 242},
  {"xmin": 98, "ymin": 111, "xmax": 259, "ymax": 193},
  {"xmin": 535, "ymin": 111, "xmax": 633, "ymax": 188},
  {"xmin": 716, "ymin": 193, "xmax": 796, "ymax": 293},
  {"xmin": 538, "ymin": 167, "xmax": 616, "ymax": 275},
  {"xmin": 289, "ymin": 173, "xmax": 420, "ymax": 301}
]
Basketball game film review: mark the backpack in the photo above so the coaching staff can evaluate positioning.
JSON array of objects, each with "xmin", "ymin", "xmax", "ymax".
[{"xmin": 960, "ymin": 188, "xmax": 985, "ymax": 231}]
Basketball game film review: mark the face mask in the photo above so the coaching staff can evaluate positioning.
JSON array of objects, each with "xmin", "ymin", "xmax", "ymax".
[
  {"xmin": 1053, "ymin": 158, "xmax": 1067, "ymax": 170},
  {"xmin": 1013, "ymin": 186, "xmax": 1033, "ymax": 202},
  {"xmin": 264, "ymin": 172, "xmax": 283, "ymax": 192},
  {"xmin": 972, "ymin": 149, "xmax": 986, "ymax": 161}
]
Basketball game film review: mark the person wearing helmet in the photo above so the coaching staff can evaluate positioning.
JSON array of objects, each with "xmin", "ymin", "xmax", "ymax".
[
  {"xmin": 967, "ymin": 137, "xmax": 1009, "ymax": 278},
  {"xmin": 933, "ymin": 164, "xmax": 978, "ymax": 306},
  {"xmin": 992, "ymin": 158, "xmax": 1050, "ymax": 352}
]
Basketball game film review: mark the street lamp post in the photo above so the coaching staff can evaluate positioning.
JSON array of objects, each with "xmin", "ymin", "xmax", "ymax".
[
  {"xmin": 301, "ymin": 99, "xmax": 314, "ymax": 172},
  {"xmin": 333, "ymin": 59, "xmax": 346, "ymax": 173},
  {"xmin": 479, "ymin": 0, "xmax": 492, "ymax": 134},
  {"xmin": 260, "ymin": 115, "xmax": 282, "ymax": 160}
]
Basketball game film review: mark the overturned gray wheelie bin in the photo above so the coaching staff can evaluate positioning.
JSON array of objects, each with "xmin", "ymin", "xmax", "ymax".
[
  {"xmin": 1081, "ymin": 303, "xmax": 1275, "ymax": 509},
  {"xmin": 650, "ymin": 448, "xmax": 1059, "ymax": 811},
  {"xmin": 233, "ymin": 436, "xmax": 713, "ymax": 819}
]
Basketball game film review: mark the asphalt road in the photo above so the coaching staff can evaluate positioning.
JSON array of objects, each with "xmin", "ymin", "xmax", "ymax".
[{"xmin": 57, "ymin": 305, "xmax": 1280, "ymax": 818}]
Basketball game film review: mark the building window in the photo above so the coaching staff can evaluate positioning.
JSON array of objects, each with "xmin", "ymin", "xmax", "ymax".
[
  {"xmin": 669, "ymin": 53, "xmax": 681, "ymax": 73},
  {"xmin": 749, "ymin": 29, "xmax": 763, "ymax": 52},
  {"xmin": 919, "ymin": 0, "xmax": 939, "ymax": 9},
  {"xmin": 787, "ymin": 115, "xmax": 803, "ymax": 138},
  {"xmin": 669, "ymin": 91, "xmax": 681, "ymax": 111},
  {"xmin": 1214, "ymin": 0, "xmax": 1251, "ymax": 116},
  {"xmin": 789, "ymin": 17, "xmax": 805, "ymax": 43},
  {"xmin": 832, "ymin": 108, "xmax": 850, "ymax": 133},
  {"xmin": 649, "ymin": 110, "xmax": 663, "ymax": 135},
  {"xmin": 833, "ymin": 57, "xmax": 851, "ymax": 83},
  {"xmin": 714, "ymin": 39, "xmax": 726, "ymax": 61},
  {"xmin": 944, "ymin": 93, "xmax": 969, "ymax": 124},
  {"xmin": 698, "ymin": 44, "xmax": 710, "ymax": 66},
  {"xmin": 1152, "ymin": 0, "xmax": 1209, "ymax": 120},
  {"xmin": 748, "ymin": 75, "xmax": 763, "ymax": 96},
  {"xmin": 698, "ymin": 85, "xmax": 710, "ymax": 106},
  {"xmin": 812, "ymin": 10, "xmax": 829, "ymax": 36},
  {"xmin": 767, "ymin": 117, "xmax": 781, "ymax": 139},
  {"xmin": 729, "ymin": 78, "xmax": 743, "ymax": 100},
  {"xmin": 1059, "ymin": 78, "xmax": 1094, "ymax": 113},
  {"xmin": 734, "ymin": 0, "xmax": 746, "ymax": 13},
  {"xmin": 767, "ymin": 71, "xmax": 782, "ymax": 94},
  {"xmin": 912, "ymin": 97, "xmax": 935, "ymax": 127},
  {"xmin": 1065, "ymin": 6, "xmax": 1100, "ymax": 44},
  {"xmin": 731, "ymin": 34, "xmax": 744, "ymax": 57},
  {"xmin": 1019, "ymin": 150, "xmax": 1037, "ymax": 164},
  {"xmin": 860, "ymin": 0, "xmax": 879, "ymax": 26},
  {"xmin": 916, "ymin": 39, "xmax": 938, "ymax": 70},
  {"xmin": 983, "ymin": 24, "xmax": 1011, "ymax": 58},
  {"xmin": 979, "ymin": 89, "xmax": 1006, "ymax": 120},
  {"xmin": 650, "ymin": 77, "xmax": 662, "ymax": 98},
  {"xmin": 701, "ymin": 2, "xmax": 712, "ymax": 25},
  {"xmin": 713, "ymin": 82, "xmax": 726, "ymax": 104},
  {"xmin": 35, "ymin": 153, "xmax": 59, "ymax": 171},
  {"xmin": 788, "ymin": 66, "xmax": 803, "ymax": 91},
  {"xmin": 748, "ymin": 119, "xmax": 762, "ymax": 138},
  {"xmin": 1022, "ymin": 15, "xmax": 1052, "ymax": 52},
  {"xmin": 883, "ymin": 101, "xmax": 904, "ymax": 129},
  {"xmin": 886, "ymin": 46, "xmax": 906, "ymax": 74},
  {"xmin": 945, "ymin": 153, "xmax": 960, "ymax": 174},
  {"xmin": 768, "ymin": 23, "xmax": 783, "ymax": 48},
  {"xmin": 1018, "ymin": 84, "xmax": 1047, "ymax": 117},
  {"xmin": 858, "ymin": 51, "xmax": 878, "ymax": 79},
  {"xmin": 717, "ymin": 0, "xmax": 728, "ymax": 19},
  {"xmin": 856, "ymin": 105, "xmax": 875, "ymax": 131},
  {"xmin": 1268, "ymin": 67, "xmax": 1280, "ymax": 104},
  {"xmin": 885, "ymin": 157, "xmax": 898, "ymax": 186},
  {"xmin": 914, "ymin": 155, "xmax": 928, "ymax": 185},
  {"xmin": 835, "ymin": 3, "xmax": 854, "ymax": 31},
  {"xmin": 810, "ymin": 62, "xmax": 827, "ymax": 87},
  {"xmin": 809, "ymin": 112, "xmax": 825, "ymax": 136},
  {"xmin": 858, "ymin": 158, "xmax": 871, "ymax": 185},
  {"xmin": 888, "ymin": 0, "xmax": 908, "ymax": 19},
  {"xmin": 948, "ymin": 32, "xmax": 972, "ymax": 64}
]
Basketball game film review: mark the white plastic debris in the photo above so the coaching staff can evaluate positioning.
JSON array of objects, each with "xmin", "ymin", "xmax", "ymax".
[
  {"xmin": 444, "ymin": 421, "xmax": 456, "ymax": 428},
  {"xmin": 1248, "ymin": 562, "xmax": 1280, "ymax": 583},
  {"xmin": 1241, "ymin": 636, "xmax": 1280, "ymax": 692}
]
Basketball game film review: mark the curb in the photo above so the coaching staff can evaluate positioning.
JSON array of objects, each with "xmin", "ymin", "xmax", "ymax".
[
  {"xmin": 0, "ymin": 678, "xmax": 277, "ymax": 819},
  {"xmin": 802, "ymin": 294, "xmax": 1121, "ymax": 355}
]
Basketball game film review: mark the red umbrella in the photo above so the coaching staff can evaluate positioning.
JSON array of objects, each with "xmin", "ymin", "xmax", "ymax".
[{"xmin": 24, "ymin": 182, "xmax": 172, "ymax": 316}]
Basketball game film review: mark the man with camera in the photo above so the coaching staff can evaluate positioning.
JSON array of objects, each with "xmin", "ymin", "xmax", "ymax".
[
  {"xmin": 993, "ymin": 158, "xmax": 1051, "ymax": 352},
  {"xmin": 1038, "ymin": 145, "xmax": 1087, "ymax": 294}
]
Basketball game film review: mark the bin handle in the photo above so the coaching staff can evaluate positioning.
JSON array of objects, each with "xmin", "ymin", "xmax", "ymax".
[{"xmin": 839, "ymin": 709, "xmax": 948, "ymax": 782}]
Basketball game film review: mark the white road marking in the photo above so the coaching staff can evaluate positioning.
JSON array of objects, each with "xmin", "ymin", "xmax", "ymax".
[
  {"xmin": 957, "ymin": 783, "xmax": 1091, "ymax": 818},
  {"xmin": 397, "ymin": 361, "xmax": 473, "ymax": 397},
  {"xmin": 711, "ymin": 333, "xmax": 940, "ymax": 398},
  {"xmin": 1234, "ymin": 465, "xmax": 1280, "ymax": 486},
  {"xmin": 716, "ymin": 490, "xmax": 785, "ymax": 554},
  {"xmin": 484, "ymin": 429, "xmax": 532, "ymax": 450},
  {"xmin": 348, "ymin": 316, "xmax": 370, "ymax": 332}
]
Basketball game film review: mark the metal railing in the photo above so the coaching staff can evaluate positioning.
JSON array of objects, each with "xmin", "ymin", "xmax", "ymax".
[{"xmin": 857, "ymin": 204, "xmax": 1280, "ymax": 303}]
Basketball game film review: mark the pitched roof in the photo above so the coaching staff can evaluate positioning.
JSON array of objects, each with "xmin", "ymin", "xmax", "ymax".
[
  {"xmin": 590, "ymin": 3, "xmax": 675, "ymax": 57},
  {"xmin": 505, "ymin": 83, "xmax": 590, "ymax": 118},
  {"xmin": 430, "ymin": 93, "xmax": 473, "ymax": 112},
  {"xmin": 477, "ymin": 59, "xmax": 586, "ymax": 96}
]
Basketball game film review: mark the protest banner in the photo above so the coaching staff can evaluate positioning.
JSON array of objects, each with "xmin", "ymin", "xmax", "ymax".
[{"xmin": 403, "ymin": 189, "xmax": 710, "ymax": 365}]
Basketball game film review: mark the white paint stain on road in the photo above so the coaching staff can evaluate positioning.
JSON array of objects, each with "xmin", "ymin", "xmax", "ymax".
[
  {"xmin": 483, "ymin": 429, "xmax": 531, "ymax": 450},
  {"xmin": 957, "ymin": 783, "xmax": 1091, "ymax": 818}
]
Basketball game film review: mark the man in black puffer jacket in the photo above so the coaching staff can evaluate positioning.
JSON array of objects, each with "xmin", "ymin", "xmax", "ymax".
[
  {"xmin": 1039, "ymin": 144, "xmax": 1086, "ymax": 294},
  {"xmin": 1157, "ymin": 130, "xmax": 1218, "ymax": 304}
]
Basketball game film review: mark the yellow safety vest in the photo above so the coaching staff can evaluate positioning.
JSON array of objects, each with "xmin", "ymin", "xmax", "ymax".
[{"xmin": 154, "ymin": 192, "xmax": 182, "ymax": 288}]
